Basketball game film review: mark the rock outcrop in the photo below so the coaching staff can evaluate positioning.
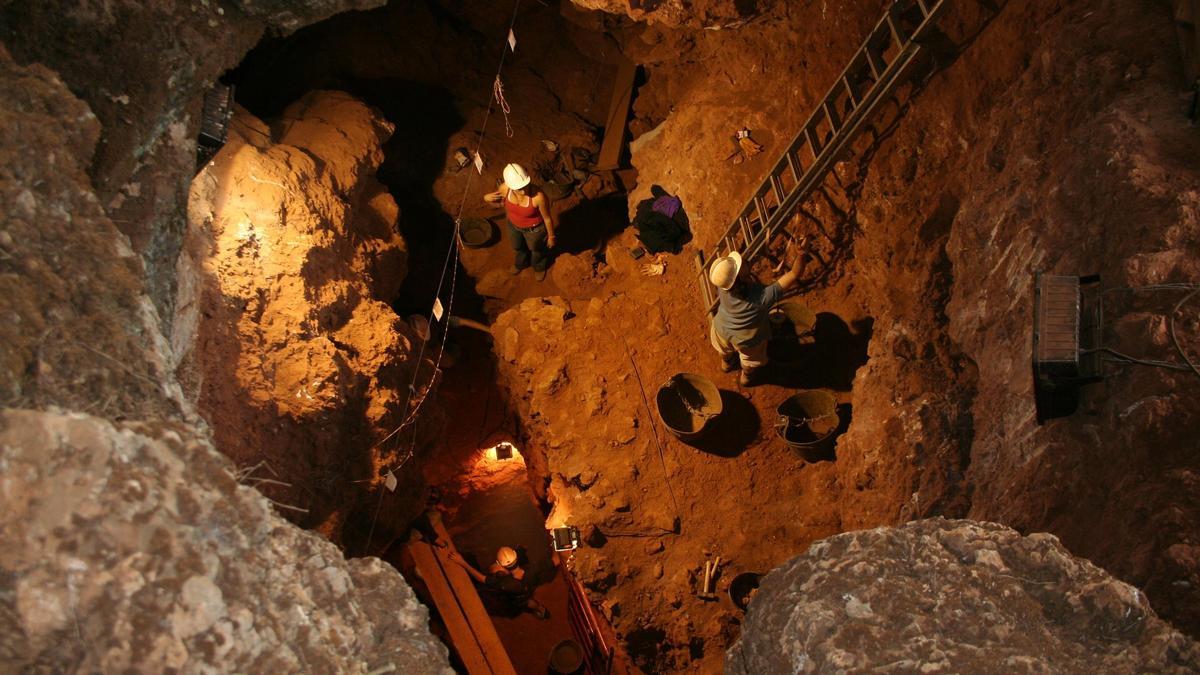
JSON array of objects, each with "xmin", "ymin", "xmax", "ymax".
[
  {"xmin": 177, "ymin": 91, "xmax": 436, "ymax": 547},
  {"xmin": 0, "ymin": 10, "xmax": 450, "ymax": 673},
  {"xmin": 728, "ymin": 519, "xmax": 1200, "ymax": 673},
  {"xmin": 0, "ymin": 0, "xmax": 387, "ymax": 317},
  {"xmin": 0, "ymin": 409, "xmax": 450, "ymax": 673}
]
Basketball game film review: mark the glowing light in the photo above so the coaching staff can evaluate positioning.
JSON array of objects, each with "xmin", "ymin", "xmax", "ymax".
[{"xmin": 483, "ymin": 441, "xmax": 522, "ymax": 464}]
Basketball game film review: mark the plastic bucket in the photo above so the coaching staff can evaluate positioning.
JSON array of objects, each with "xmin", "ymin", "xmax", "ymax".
[
  {"xmin": 549, "ymin": 638, "xmax": 584, "ymax": 674},
  {"xmin": 656, "ymin": 373, "xmax": 723, "ymax": 440},
  {"xmin": 775, "ymin": 389, "xmax": 839, "ymax": 460}
]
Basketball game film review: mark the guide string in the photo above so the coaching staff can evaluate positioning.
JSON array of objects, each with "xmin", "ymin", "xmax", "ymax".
[{"xmin": 363, "ymin": 0, "xmax": 524, "ymax": 555}]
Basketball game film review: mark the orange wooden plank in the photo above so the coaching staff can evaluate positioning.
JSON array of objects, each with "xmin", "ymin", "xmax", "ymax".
[
  {"xmin": 596, "ymin": 59, "xmax": 639, "ymax": 170},
  {"xmin": 429, "ymin": 519, "xmax": 517, "ymax": 675},
  {"xmin": 409, "ymin": 540, "xmax": 492, "ymax": 674}
]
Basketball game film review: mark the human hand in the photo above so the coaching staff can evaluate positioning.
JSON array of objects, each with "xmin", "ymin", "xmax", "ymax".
[{"xmin": 547, "ymin": 233, "xmax": 556, "ymax": 248}]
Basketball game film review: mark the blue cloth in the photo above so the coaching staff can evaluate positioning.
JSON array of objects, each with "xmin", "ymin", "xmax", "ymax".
[{"xmin": 713, "ymin": 282, "xmax": 783, "ymax": 347}]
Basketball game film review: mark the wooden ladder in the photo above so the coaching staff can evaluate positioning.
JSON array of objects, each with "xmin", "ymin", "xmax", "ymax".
[{"xmin": 694, "ymin": 0, "xmax": 952, "ymax": 315}]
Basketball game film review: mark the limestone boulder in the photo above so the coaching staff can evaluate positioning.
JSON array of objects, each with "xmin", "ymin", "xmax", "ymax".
[
  {"xmin": 0, "ymin": 409, "xmax": 452, "ymax": 674},
  {"xmin": 728, "ymin": 519, "xmax": 1200, "ymax": 674}
]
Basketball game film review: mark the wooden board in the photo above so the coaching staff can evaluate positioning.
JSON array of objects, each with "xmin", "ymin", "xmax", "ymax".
[
  {"xmin": 596, "ymin": 59, "xmax": 639, "ymax": 170},
  {"xmin": 428, "ymin": 519, "xmax": 517, "ymax": 675},
  {"xmin": 408, "ymin": 540, "xmax": 492, "ymax": 674}
]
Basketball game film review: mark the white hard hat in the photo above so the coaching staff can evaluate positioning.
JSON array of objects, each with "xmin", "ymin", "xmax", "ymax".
[
  {"xmin": 496, "ymin": 546, "xmax": 518, "ymax": 569},
  {"xmin": 708, "ymin": 251, "xmax": 743, "ymax": 290},
  {"xmin": 503, "ymin": 163, "xmax": 531, "ymax": 190}
]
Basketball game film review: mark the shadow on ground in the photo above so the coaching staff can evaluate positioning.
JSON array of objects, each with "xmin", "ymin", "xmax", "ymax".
[
  {"xmin": 766, "ymin": 313, "xmax": 873, "ymax": 390},
  {"xmin": 679, "ymin": 389, "xmax": 760, "ymax": 458}
]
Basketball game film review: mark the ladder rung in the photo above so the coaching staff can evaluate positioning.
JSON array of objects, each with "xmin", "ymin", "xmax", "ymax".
[
  {"xmin": 916, "ymin": 0, "xmax": 931, "ymax": 18},
  {"xmin": 865, "ymin": 45, "xmax": 884, "ymax": 79},
  {"xmin": 805, "ymin": 126, "xmax": 822, "ymax": 157},
  {"xmin": 824, "ymin": 100, "xmax": 841, "ymax": 131},
  {"xmin": 754, "ymin": 195, "xmax": 769, "ymax": 226},
  {"xmin": 785, "ymin": 151, "xmax": 802, "ymax": 181},
  {"xmin": 769, "ymin": 174, "xmax": 785, "ymax": 203},
  {"xmin": 885, "ymin": 12, "xmax": 907, "ymax": 46},
  {"xmin": 842, "ymin": 76, "xmax": 859, "ymax": 108}
]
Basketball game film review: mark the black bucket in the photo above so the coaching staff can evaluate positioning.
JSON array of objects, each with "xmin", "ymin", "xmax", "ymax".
[
  {"xmin": 459, "ymin": 217, "xmax": 495, "ymax": 248},
  {"xmin": 775, "ymin": 389, "xmax": 839, "ymax": 460},
  {"xmin": 729, "ymin": 572, "xmax": 763, "ymax": 612},
  {"xmin": 543, "ymin": 172, "xmax": 575, "ymax": 200},
  {"xmin": 656, "ymin": 373, "xmax": 723, "ymax": 440},
  {"xmin": 549, "ymin": 638, "xmax": 584, "ymax": 674}
]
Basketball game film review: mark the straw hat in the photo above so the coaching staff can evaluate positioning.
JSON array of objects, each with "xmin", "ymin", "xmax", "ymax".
[{"xmin": 708, "ymin": 251, "xmax": 743, "ymax": 290}]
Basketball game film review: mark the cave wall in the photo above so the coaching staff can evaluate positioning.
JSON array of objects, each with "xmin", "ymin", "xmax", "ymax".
[
  {"xmin": 177, "ymin": 90, "xmax": 438, "ymax": 548},
  {"xmin": 0, "ymin": 0, "xmax": 386, "ymax": 321},
  {"xmin": 0, "ymin": 2, "xmax": 453, "ymax": 671}
]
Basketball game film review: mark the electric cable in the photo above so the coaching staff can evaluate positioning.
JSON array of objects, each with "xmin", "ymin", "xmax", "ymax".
[
  {"xmin": 609, "ymin": 326, "xmax": 683, "ymax": 528},
  {"xmin": 1095, "ymin": 282, "xmax": 1200, "ymax": 381},
  {"xmin": 1170, "ymin": 286, "xmax": 1200, "ymax": 379}
]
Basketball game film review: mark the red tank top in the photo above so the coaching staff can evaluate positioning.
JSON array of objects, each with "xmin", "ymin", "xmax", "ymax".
[{"xmin": 505, "ymin": 191, "xmax": 543, "ymax": 229}]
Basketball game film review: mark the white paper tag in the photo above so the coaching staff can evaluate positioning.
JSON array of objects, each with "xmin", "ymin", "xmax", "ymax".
[
  {"xmin": 384, "ymin": 471, "xmax": 397, "ymax": 492},
  {"xmin": 432, "ymin": 297, "xmax": 444, "ymax": 321},
  {"xmin": 473, "ymin": 150, "xmax": 484, "ymax": 175},
  {"xmin": 507, "ymin": 29, "xmax": 516, "ymax": 52}
]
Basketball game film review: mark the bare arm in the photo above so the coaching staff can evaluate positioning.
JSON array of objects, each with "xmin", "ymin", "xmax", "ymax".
[
  {"xmin": 446, "ymin": 551, "xmax": 487, "ymax": 583},
  {"xmin": 776, "ymin": 238, "xmax": 807, "ymax": 291},
  {"xmin": 484, "ymin": 183, "xmax": 508, "ymax": 205},
  {"xmin": 535, "ymin": 192, "xmax": 556, "ymax": 246}
]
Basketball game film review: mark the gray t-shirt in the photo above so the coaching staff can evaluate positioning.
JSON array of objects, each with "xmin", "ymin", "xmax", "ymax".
[{"xmin": 714, "ymin": 282, "xmax": 783, "ymax": 347}]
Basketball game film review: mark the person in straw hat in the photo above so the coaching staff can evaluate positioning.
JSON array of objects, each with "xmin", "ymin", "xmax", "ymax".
[{"xmin": 708, "ymin": 239, "xmax": 807, "ymax": 386}]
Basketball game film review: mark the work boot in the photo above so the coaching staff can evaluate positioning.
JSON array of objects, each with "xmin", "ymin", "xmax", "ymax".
[
  {"xmin": 720, "ymin": 356, "xmax": 739, "ymax": 373},
  {"xmin": 739, "ymin": 369, "xmax": 761, "ymax": 387},
  {"xmin": 534, "ymin": 268, "xmax": 547, "ymax": 282},
  {"xmin": 511, "ymin": 265, "xmax": 524, "ymax": 276}
]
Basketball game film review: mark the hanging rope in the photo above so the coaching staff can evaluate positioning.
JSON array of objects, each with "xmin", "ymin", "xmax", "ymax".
[{"xmin": 494, "ymin": 75, "xmax": 514, "ymax": 138}]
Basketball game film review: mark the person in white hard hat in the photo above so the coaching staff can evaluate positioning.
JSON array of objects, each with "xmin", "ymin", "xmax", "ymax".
[
  {"xmin": 709, "ymin": 239, "xmax": 807, "ymax": 386},
  {"xmin": 446, "ymin": 546, "xmax": 549, "ymax": 619},
  {"xmin": 484, "ymin": 163, "xmax": 557, "ymax": 281}
]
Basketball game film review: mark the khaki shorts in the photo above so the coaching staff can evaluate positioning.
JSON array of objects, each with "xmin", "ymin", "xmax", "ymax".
[{"xmin": 709, "ymin": 323, "xmax": 769, "ymax": 371}]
